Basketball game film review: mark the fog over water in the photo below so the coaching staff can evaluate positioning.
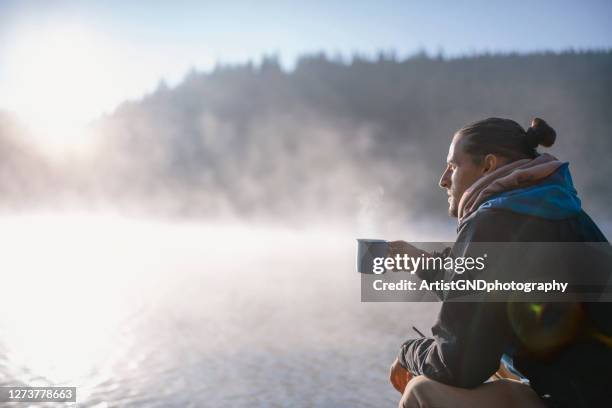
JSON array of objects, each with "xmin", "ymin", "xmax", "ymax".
[{"xmin": 0, "ymin": 215, "xmax": 446, "ymax": 406}]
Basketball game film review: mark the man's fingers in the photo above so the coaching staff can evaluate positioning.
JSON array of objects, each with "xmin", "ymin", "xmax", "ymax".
[
  {"xmin": 387, "ymin": 241, "xmax": 408, "ymax": 261},
  {"xmin": 393, "ymin": 376, "xmax": 407, "ymax": 393},
  {"xmin": 390, "ymin": 366, "xmax": 407, "ymax": 393},
  {"xmin": 391, "ymin": 376, "xmax": 403, "ymax": 393},
  {"xmin": 389, "ymin": 365, "xmax": 400, "ymax": 392}
]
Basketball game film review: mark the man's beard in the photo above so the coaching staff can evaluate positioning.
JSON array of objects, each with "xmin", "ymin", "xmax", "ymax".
[{"xmin": 448, "ymin": 196, "xmax": 459, "ymax": 218}]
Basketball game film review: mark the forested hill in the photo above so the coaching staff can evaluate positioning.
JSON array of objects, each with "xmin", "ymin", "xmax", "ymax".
[{"xmin": 2, "ymin": 51, "xmax": 612, "ymax": 222}]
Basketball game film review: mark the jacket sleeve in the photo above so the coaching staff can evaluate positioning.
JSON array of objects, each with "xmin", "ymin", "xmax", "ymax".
[
  {"xmin": 398, "ymin": 301, "xmax": 508, "ymax": 387},
  {"xmin": 397, "ymin": 210, "xmax": 512, "ymax": 388}
]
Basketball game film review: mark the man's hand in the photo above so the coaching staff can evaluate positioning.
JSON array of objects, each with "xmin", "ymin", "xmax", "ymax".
[
  {"xmin": 389, "ymin": 357, "xmax": 413, "ymax": 394},
  {"xmin": 387, "ymin": 241, "xmax": 431, "ymax": 272},
  {"xmin": 387, "ymin": 241, "xmax": 429, "ymax": 258}
]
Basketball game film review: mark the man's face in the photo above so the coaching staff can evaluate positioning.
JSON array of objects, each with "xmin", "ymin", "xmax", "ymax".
[{"xmin": 439, "ymin": 134, "xmax": 486, "ymax": 217}]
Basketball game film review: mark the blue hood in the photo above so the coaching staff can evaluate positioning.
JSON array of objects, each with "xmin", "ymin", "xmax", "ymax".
[{"xmin": 477, "ymin": 163, "xmax": 582, "ymax": 220}]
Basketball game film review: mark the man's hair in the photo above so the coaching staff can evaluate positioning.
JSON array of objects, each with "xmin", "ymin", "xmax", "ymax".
[{"xmin": 457, "ymin": 117, "xmax": 557, "ymax": 164}]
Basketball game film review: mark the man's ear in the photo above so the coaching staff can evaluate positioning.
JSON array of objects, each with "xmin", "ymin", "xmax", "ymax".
[{"xmin": 482, "ymin": 154, "xmax": 499, "ymax": 174}]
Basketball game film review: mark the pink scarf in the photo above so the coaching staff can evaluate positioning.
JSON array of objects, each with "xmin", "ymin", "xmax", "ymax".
[{"xmin": 457, "ymin": 153, "xmax": 565, "ymax": 222}]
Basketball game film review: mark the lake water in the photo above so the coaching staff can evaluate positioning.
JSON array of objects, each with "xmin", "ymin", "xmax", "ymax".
[{"xmin": 0, "ymin": 215, "xmax": 441, "ymax": 407}]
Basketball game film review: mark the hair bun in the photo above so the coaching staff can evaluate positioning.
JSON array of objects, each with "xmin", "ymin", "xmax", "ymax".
[{"xmin": 525, "ymin": 117, "xmax": 556, "ymax": 148}]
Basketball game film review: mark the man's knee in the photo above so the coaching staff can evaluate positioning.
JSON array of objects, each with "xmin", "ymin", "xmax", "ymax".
[
  {"xmin": 399, "ymin": 376, "xmax": 437, "ymax": 408},
  {"xmin": 398, "ymin": 376, "xmax": 546, "ymax": 408}
]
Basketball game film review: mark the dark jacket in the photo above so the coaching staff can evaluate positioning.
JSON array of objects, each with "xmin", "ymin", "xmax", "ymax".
[{"xmin": 398, "ymin": 168, "xmax": 612, "ymax": 407}]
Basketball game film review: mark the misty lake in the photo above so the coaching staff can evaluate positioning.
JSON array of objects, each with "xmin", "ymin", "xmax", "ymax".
[{"xmin": 0, "ymin": 214, "xmax": 441, "ymax": 407}]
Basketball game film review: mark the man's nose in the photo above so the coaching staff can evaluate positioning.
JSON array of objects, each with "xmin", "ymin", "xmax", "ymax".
[{"xmin": 439, "ymin": 169, "xmax": 451, "ymax": 189}]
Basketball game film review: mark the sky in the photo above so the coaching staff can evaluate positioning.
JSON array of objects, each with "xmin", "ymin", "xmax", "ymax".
[{"xmin": 0, "ymin": 0, "xmax": 610, "ymax": 150}]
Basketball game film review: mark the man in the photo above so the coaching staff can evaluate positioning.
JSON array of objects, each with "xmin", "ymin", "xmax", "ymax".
[{"xmin": 388, "ymin": 118, "xmax": 611, "ymax": 407}]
